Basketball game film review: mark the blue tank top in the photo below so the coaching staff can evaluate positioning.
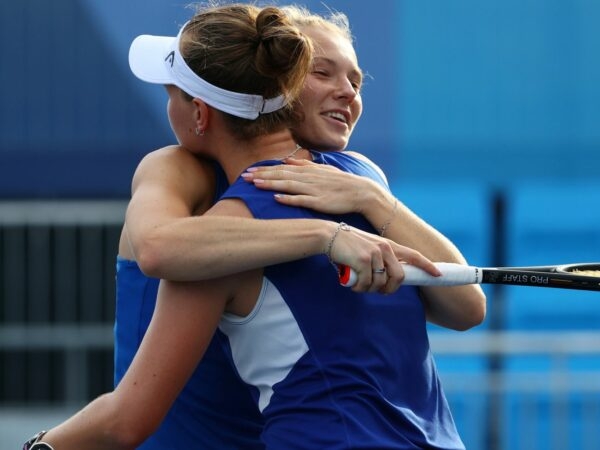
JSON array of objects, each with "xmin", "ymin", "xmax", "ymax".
[
  {"xmin": 113, "ymin": 161, "xmax": 264, "ymax": 449},
  {"xmin": 218, "ymin": 151, "xmax": 464, "ymax": 449}
]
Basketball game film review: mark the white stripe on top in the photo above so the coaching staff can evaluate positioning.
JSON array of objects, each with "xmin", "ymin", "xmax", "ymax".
[{"xmin": 219, "ymin": 278, "xmax": 308, "ymax": 412}]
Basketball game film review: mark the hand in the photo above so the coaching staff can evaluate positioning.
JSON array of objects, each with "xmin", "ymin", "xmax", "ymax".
[
  {"xmin": 326, "ymin": 222, "xmax": 440, "ymax": 294},
  {"xmin": 241, "ymin": 158, "xmax": 383, "ymax": 215}
]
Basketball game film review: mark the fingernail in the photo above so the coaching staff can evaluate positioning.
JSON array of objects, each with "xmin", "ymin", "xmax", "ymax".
[{"xmin": 245, "ymin": 167, "xmax": 258, "ymax": 172}]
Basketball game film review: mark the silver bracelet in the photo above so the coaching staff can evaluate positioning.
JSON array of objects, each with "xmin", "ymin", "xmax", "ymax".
[
  {"xmin": 23, "ymin": 430, "xmax": 54, "ymax": 450},
  {"xmin": 326, "ymin": 222, "xmax": 351, "ymax": 264},
  {"xmin": 379, "ymin": 198, "xmax": 398, "ymax": 237}
]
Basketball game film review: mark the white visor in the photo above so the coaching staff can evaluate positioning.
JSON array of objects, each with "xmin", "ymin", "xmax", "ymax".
[{"xmin": 128, "ymin": 22, "xmax": 287, "ymax": 120}]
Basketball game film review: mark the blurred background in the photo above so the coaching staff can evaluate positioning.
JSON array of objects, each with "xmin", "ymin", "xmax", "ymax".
[{"xmin": 1, "ymin": 0, "xmax": 599, "ymax": 448}]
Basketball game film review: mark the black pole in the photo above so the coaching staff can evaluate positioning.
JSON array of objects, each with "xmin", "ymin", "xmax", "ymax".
[{"xmin": 485, "ymin": 189, "xmax": 507, "ymax": 450}]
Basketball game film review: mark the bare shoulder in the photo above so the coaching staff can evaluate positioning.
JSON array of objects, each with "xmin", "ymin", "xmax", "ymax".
[
  {"xmin": 134, "ymin": 146, "xmax": 215, "ymax": 185},
  {"xmin": 131, "ymin": 145, "xmax": 218, "ymax": 213},
  {"xmin": 137, "ymin": 145, "xmax": 214, "ymax": 176}
]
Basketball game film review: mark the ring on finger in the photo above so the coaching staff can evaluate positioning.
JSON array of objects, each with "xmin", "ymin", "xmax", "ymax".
[{"xmin": 372, "ymin": 268, "xmax": 386, "ymax": 274}]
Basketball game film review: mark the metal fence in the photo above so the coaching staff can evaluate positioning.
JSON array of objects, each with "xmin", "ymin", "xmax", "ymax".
[
  {"xmin": 1, "ymin": 200, "xmax": 599, "ymax": 450},
  {"xmin": 0, "ymin": 200, "xmax": 125, "ymax": 403},
  {"xmin": 431, "ymin": 331, "xmax": 600, "ymax": 450}
]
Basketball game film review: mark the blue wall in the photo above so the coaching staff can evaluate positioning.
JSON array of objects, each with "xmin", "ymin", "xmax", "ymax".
[
  {"xmin": 1, "ymin": 0, "xmax": 599, "ymax": 197},
  {"xmin": 395, "ymin": 0, "xmax": 600, "ymax": 184}
]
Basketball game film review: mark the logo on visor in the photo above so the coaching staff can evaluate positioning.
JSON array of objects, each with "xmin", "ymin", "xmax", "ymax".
[{"xmin": 165, "ymin": 51, "xmax": 175, "ymax": 67}]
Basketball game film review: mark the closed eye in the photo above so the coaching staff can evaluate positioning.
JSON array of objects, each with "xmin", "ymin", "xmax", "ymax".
[{"xmin": 350, "ymin": 80, "xmax": 362, "ymax": 92}]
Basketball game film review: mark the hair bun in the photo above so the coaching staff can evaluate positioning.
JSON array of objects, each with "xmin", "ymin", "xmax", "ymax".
[
  {"xmin": 255, "ymin": 7, "xmax": 287, "ymax": 38},
  {"xmin": 254, "ymin": 7, "xmax": 309, "ymax": 81},
  {"xmin": 178, "ymin": 3, "xmax": 312, "ymax": 127}
]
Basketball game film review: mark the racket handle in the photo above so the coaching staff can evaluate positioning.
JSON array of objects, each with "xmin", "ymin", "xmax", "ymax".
[
  {"xmin": 403, "ymin": 263, "xmax": 481, "ymax": 286},
  {"xmin": 338, "ymin": 262, "xmax": 481, "ymax": 287},
  {"xmin": 338, "ymin": 264, "xmax": 357, "ymax": 287}
]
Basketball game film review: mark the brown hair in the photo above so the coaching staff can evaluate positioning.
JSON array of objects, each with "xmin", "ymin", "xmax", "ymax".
[
  {"xmin": 280, "ymin": 4, "xmax": 354, "ymax": 43},
  {"xmin": 179, "ymin": 3, "xmax": 313, "ymax": 139}
]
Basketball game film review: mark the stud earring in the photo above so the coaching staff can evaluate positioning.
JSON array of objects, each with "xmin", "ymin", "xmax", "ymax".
[{"xmin": 194, "ymin": 127, "xmax": 204, "ymax": 136}]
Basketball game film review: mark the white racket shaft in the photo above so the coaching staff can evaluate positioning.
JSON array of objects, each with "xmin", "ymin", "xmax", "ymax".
[{"xmin": 340, "ymin": 262, "xmax": 482, "ymax": 287}]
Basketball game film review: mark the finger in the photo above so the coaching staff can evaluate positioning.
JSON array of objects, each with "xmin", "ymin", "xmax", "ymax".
[
  {"xmin": 273, "ymin": 193, "xmax": 321, "ymax": 209},
  {"xmin": 252, "ymin": 179, "xmax": 315, "ymax": 196},
  {"xmin": 369, "ymin": 269, "xmax": 388, "ymax": 293},
  {"xmin": 243, "ymin": 164, "xmax": 287, "ymax": 175},
  {"xmin": 281, "ymin": 159, "xmax": 342, "ymax": 177},
  {"xmin": 382, "ymin": 252, "xmax": 406, "ymax": 292},
  {"xmin": 379, "ymin": 264, "xmax": 404, "ymax": 294},
  {"xmin": 380, "ymin": 259, "xmax": 405, "ymax": 294},
  {"xmin": 245, "ymin": 164, "xmax": 309, "ymax": 176},
  {"xmin": 351, "ymin": 270, "xmax": 374, "ymax": 293},
  {"xmin": 281, "ymin": 157, "xmax": 318, "ymax": 166},
  {"xmin": 379, "ymin": 277, "xmax": 402, "ymax": 295},
  {"xmin": 344, "ymin": 251, "xmax": 376, "ymax": 292},
  {"xmin": 367, "ymin": 255, "xmax": 388, "ymax": 292},
  {"xmin": 243, "ymin": 169, "xmax": 312, "ymax": 185},
  {"xmin": 350, "ymin": 260, "xmax": 389, "ymax": 294},
  {"xmin": 397, "ymin": 249, "xmax": 441, "ymax": 277},
  {"xmin": 243, "ymin": 166, "xmax": 313, "ymax": 183}
]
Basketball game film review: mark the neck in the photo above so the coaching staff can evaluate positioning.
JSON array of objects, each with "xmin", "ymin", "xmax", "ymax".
[{"xmin": 211, "ymin": 130, "xmax": 308, "ymax": 184}]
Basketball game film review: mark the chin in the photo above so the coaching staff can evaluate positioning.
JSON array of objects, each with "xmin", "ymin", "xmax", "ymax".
[
  {"xmin": 322, "ymin": 141, "xmax": 346, "ymax": 152},
  {"xmin": 306, "ymin": 131, "xmax": 347, "ymax": 152},
  {"xmin": 318, "ymin": 133, "xmax": 346, "ymax": 151},
  {"xmin": 333, "ymin": 137, "xmax": 349, "ymax": 151}
]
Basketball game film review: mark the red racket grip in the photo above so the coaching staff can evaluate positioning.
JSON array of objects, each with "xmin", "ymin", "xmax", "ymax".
[{"xmin": 338, "ymin": 265, "xmax": 357, "ymax": 287}]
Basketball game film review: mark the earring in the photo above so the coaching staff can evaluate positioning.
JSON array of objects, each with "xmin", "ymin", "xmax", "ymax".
[{"xmin": 194, "ymin": 127, "xmax": 204, "ymax": 136}]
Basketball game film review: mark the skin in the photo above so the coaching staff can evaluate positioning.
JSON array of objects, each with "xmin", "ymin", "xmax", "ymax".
[
  {"xmin": 119, "ymin": 140, "xmax": 431, "ymax": 293},
  {"xmin": 37, "ymin": 22, "xmax": 484, "ymax": 450},
  {"xmin": 245, "ymin": 158, "xmax": 486, "ymax": 329},
  {"xmin": 118, "ymin": 26, "xmax": 438, "ymax": 293},
  {"xmin": 243, "ymin": 26, "xmax": 485, "ymax": 329},
  {"xmin": 289, "ymin": 26, "xmax": 363, "ymax": 151},
  {"xmin": 40, "ymin": 87, "xmax": 437, "ymax": 450}
]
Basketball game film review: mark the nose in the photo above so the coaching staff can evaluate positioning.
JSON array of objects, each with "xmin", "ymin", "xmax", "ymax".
[{"xmin": 334, "ymin": 77, "xmax": 358, "ymax": 102}]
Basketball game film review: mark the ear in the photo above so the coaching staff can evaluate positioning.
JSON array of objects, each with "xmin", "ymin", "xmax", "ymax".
[{"xmin": 192, "ymin": 98, "xmax": 210, "ymax": 134}]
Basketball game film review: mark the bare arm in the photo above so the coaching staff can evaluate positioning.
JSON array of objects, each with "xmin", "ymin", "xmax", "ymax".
[
  {"xmin": 362, "ymin": 190, "xmax": 486, "ymax": 331},
  {"xmin": 122, "ymin": 150, "xmax": 328, "ymax": 279},
  {"xmin": 41, "ymin": 276, "xmax": 229, "ymax": 449},
  {"xmin": 122, "ymin": 146, "xmax": 439, "ymax": 291},
  {"xmin": 40, "ymin": 196, "xmax": 259, "ymax": 449},
  {"xmin": 36, "ymin": 176, "xmax": 442, "ymax": 448},
  {"xmin": 243, "ymin": 156, "xmax": 486, "ymax": 330}
]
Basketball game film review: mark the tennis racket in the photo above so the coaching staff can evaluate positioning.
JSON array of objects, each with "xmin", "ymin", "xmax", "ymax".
[{"xmin": 338, "ymin": 262, "xmax": 600, "ymax": 291}]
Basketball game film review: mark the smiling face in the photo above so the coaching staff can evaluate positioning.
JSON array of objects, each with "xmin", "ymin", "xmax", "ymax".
[{"xmin": 291, "ymin": 25, "xmax": 363, "ymax": 151}]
